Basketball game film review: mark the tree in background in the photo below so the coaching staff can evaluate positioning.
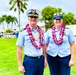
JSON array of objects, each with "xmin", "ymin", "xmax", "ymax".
[
  {"xmin": 41, "ymin": 6, "xmax": 76, "ymax": 31},
  {"xmin": 10, "ymin": 16, "xmax": 18, "ymax": 30},
  {"xmin": 0, "ymin": 17, "xmax": 5, "ymax": 30},
  {"xmin": 73, "ymin": 18, "xmax": 76, "ymax": 24},
  {"xmin": 0, "ymin": 15, "xmax": 7, "ymax": 31},
  {"xmin": 40, "ymin": 6, "xmax": 56, "ymax": 31},
  {"xmin": 9, "ymin": 0, "xmax": 28, "ymax": 30},
  {"xmin": 63, "ymin": 12, "xmax": 76, "ymax": 25},
  {"xmin": 6, "ymin": 15, "xmax": 18, "ymax": 31},
  {"xmin": 0, "ymin": 15, "xmax": 18, "ymax": 31}
]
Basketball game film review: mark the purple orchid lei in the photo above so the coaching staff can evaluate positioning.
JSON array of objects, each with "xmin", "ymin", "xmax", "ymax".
[
  {"xmin": 52, "ymin": 24, "xmax": 65, "ymax": 45},
  {"xmin": 26, "ymin": 24, "xmax": 44, "ymax": 49}
]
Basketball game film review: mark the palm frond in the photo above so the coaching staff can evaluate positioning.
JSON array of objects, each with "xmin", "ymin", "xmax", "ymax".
[
  {"xmin": 20, "ymin": 9, "xmax": 24, "ymax": 13},
  {"xmin": 14, "ymin": 8, "xmax": 17, "ymax": 11},
  {"xmin": 9, "ymin": 0, "xmax": 13, "ymax": 4},
  {"xmin": 10, "ymin": 1, "xmax": 16, "ymax": 10},
  {"xmin": 10, "ymin": 6, "xmax": 13, "ymax": 10}
]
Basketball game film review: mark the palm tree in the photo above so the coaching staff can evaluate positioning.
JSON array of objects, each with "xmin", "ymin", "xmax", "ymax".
[
  {"xmin": 9, "ymin": 0, "xmax": 28, "ymax": 30},
  {"xmin": 6, "ymin": 15, "xmax": 12, "ymax": 29},
  {"xmin": 1, "ymin": 15, "xmax": 18, "ymax": 31},
  {"xmin": 0, "ymin": 15, "xmax": 7, "ymax": 31},
  {"xmin": 10, "ymin": 16, "xmax": 18, "ymax": 30},
  {"xmin": 0, "ymin": 17, "xmax": 2, "ymax": 26}
]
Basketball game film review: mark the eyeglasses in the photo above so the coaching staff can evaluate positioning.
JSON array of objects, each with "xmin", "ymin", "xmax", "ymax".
[{"xmin": 30, "ymin": 16, "xmax": 38, "ymax": 19}]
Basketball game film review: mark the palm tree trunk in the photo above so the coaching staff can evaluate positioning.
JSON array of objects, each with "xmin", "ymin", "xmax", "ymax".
[
  {"xmin": 7, "ymin": 24, "xmax": 9, "ymax": 29},
  {"xmin": 17, "ymin": 1, "xmax": 20, "ymax": 31},
  {"xmin": 11, "ymin": 23, "xmax": 13, "ymax": 31},
  {"xmin": 18, "ymin": 8, "xmax": 20, "ymax": 31},
  {"xmin": 2, "ymin": 23, "xmax": 5, "ymax": 31}
]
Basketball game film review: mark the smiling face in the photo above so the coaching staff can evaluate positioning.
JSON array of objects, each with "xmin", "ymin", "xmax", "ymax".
[
  {"xmin": 53, "ymin": 19, "xmax": 63, "ymax": 27},
  {"xmin": 28, "ymin": 16, "xmax": 38, "ymax": 25}
]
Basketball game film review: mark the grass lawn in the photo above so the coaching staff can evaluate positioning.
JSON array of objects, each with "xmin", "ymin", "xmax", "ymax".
[{"xmin": 0, "ymin": 38, "xmax": 76, "ymax": 75}]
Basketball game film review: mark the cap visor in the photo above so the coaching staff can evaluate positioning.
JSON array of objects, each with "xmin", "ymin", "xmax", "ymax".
[{"xmin": 53, "ymin": 16, "xmax": 63, "ymax": 20}]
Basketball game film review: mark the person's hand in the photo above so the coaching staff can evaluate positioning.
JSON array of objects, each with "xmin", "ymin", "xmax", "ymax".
[
  {"xmin": 18, "ymin": 65, "xmax": 26, "ymax": 74},
  {"xmin": 69, "ymin": 59, "xmax": 74, "ymax": 66},
  {"xmin": 44, "ymin": 57, "xmax": 48, "ymax": 68}
]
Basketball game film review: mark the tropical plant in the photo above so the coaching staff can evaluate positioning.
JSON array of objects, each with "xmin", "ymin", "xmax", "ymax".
[
  {"xmin": 0, "ymin": 17, "xmax": 1, "ymax": 25},
  {"xmin": 41, "ymin": 6, "xmax": 76, "ymax": 31},
  {"xmin": 9, "ymin": 0, "xmax": 28, "ymax": 30},
  {"xmin": 41, "ymin": 6, "xmax": 57, "ymax": 31},
  {"xmin": 0, "ymin": 15, "xmax": 18, "ymax": 31},
  {"xmin": 0, "ymin": 15, "xmax": 7, "ymax": 30},
  {"xmin": 10, "ymin": 16, "xmax": 18, "ymax": 30},
  {"xmin": 63, "ymin": 12, "xmax": 75, "ymax": 25},
  {"xmin": 6, "ymin": 29, "xmax": 13, "ymax": 33},
  {"xmin": 6, "ymin": 15, "xmax": 18, "ymax": 30}
]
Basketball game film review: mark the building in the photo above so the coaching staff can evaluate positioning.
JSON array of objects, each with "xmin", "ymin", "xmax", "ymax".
[{"xmin": 66, "ymin": 25, "xmax": 76, "ymax": 36}]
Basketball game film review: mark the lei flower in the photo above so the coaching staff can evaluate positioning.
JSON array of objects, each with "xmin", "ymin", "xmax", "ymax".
[
  {"xmin": 52, "ymin": 24, "xmax": 65, "ymax": 45},
  {"xmin": 26, "ymin": 24, "xmax": 44, "ymax": 49}
]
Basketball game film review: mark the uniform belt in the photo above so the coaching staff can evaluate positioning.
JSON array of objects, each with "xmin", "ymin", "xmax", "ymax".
[{"xmin": 25, "ymin": 55, "xmax": 43, "ymax": 59}]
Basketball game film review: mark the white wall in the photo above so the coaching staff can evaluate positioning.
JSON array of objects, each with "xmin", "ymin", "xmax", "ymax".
[{"xmin": 66, "ymin": 25, "xmax": 76, "ymax": 36}]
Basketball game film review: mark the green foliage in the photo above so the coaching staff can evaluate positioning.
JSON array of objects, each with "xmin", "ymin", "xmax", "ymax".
[
  {"xmin": 0, "ymin": 17, "xmax": 1, "ymax": 24},
  {"xmin": 63, "ymin": 12, "xmax": 75, "ymax": 25},
  {"xmin": 42, "ymin": 6, "xmax": 56, "ymax": 20},
  {"xmin": 9, "ymin": 0, "xmax": 28, "ymax": 30},
  {"xmin": 73, "ymin": 18, "xmax": 76, "ymax": 24},
  {"xmin": 41, "ymin": 6, "xmax": 76, "ymax": 31},
  {"xmin": 9, "ymin": 1, "xmax": 16, "ymax": 11},
  {"xmin": 6, "ymin": 29, "xmax": 13, "ymax": 33},
  {"xmin": 41, "ymin": 6, "xmax": 57, "ymax": 31},
  {"xmin": 57, "ymin": 8, "xmax": 62, "ymax": 13},
  {"xmin": 0, "ymin": 15, "xmax": 18, "ymax": 30},
  {"xmin": 9, "ymin": 0, "xmax": 28, "ymax": 13},
  {"xmin": 41, "ymin": 6, "xmax": 63, "ymax": 31}
]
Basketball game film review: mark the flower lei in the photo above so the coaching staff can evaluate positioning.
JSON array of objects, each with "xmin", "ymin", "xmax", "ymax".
[
  {"xmin": 26, "ymin": 24, "xmax": 44, "ymax": 49},
  {"xmin": 52, "ymin": 24, "xmax": 65, "ymax": 45}
]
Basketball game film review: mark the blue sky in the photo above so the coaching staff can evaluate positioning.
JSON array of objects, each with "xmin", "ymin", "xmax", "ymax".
[{"xmin": 0, "ymin": 0, "xmax": 76, "ymax": 29}]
